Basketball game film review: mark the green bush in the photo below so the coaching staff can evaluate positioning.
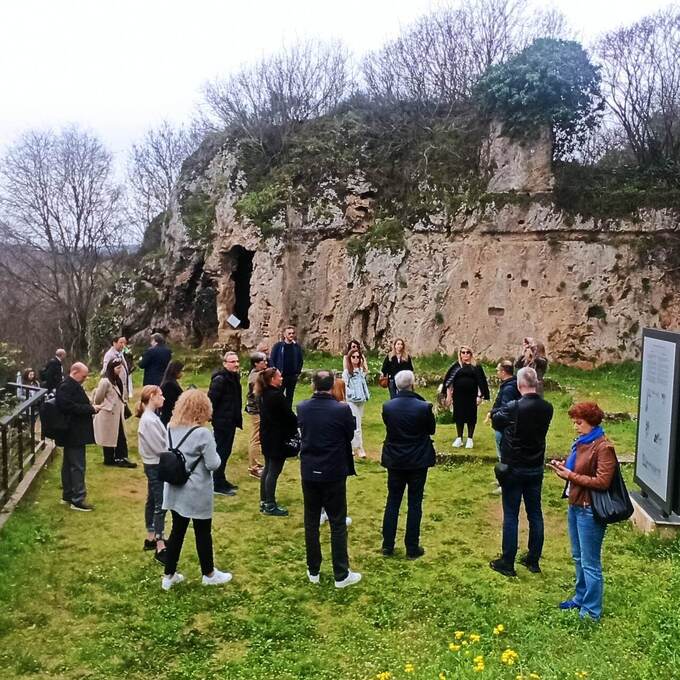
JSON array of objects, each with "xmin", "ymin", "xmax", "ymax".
[
  {"xmin": 235, "ymin": 183, "xmax": 287, "ymax": 237},
  {"xmin": 180, "ymin": 190, "xmax": 216, "ymax": 244},
  {"xmin": 87, "ymin": 307, "xmax": 122, "ymax": 363}
]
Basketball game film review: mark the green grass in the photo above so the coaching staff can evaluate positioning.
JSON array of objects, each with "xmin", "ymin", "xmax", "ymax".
[{"xmin": 1, "ymin": 358, "xmax": 677, "ymax": 680}]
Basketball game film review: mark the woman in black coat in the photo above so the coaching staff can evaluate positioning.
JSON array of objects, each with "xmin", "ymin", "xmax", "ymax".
[
  {"xmin": 160, "ymin": 361, "xmax": 184, "ymax": 425},
  {"xmin": 443, "ymin": 345, "xmax": 490, "ymax": 450},
  {"xmin": 256, "ymin": 367, "xmax": 298, "ymax": 517}
]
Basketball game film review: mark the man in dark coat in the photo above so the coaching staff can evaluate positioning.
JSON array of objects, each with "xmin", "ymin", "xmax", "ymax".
[
  {"xmin": 380, "ymin": 370, "xmax": 436, "ymax": 559},
  {"xmin": 55, "ymin": 362, "xmax": 101, "ymax": 511},
  {"xmin": 490, "ymin": 360, "xmax": 522, "ymax": 475},
  {"xmin": 297, "ymin": 370, "xmax": 361, "ymax": 588},
  {"xmin": 42, "ymin": 348, "xmax": 66, "ymax": 392},
  {"xmin": 138, "ymin": 333, "xmax": 172, "ymax": 386},
  {"xmin": 490, "ymin": 366, "xmax": 553, "ymax": 577},
  {"xmin": 208, "ymin": 351, "xmax": 243, "ymax": 495},
  {"xmin": 270, "ymin": 325, "xmax": 304, "ymax": 408}
]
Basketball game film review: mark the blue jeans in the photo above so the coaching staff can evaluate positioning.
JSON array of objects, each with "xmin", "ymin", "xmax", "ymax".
[
  {"xmin": 501, "ymin": 466, "xmax": 544, "ymax": 566},
  {"xmin": 568, "ymin": 505, "xmax": 606, "ymax": 620},
  {"xmin": 494, "ymin": 430, "xmax": 502, "ymax": 460},
  {"xmin": 144, "ymin": 464, "xmax": 166, "ymax": 538}
]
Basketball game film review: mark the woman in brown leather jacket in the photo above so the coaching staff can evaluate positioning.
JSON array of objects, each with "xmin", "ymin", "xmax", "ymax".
[{"xmin": 549, "ymin": 402, "xmax": 617, "ymax": 622}]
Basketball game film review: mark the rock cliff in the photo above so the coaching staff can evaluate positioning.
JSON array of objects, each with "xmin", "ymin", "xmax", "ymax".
[{"xmin": 122, "ymin": 131, "xmax": 680, "ymax": 367}]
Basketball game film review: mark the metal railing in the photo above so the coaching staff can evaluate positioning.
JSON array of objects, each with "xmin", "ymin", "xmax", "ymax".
[{"xmin": 0, "ymin": 383, "xmax": 48, "ymax": 509}]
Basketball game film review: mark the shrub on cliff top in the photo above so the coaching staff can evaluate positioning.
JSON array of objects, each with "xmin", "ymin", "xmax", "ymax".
[{"xmin": 477, "ymin": 38, "xmax": 603, "ymax": 157}]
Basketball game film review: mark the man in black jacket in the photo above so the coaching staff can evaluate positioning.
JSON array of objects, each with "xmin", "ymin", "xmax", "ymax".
[
  {"xmin": 208, "ymin": 351, "xmax": 243, "ymax": 495},
  {"xmin": 381, "ymin": 370, "xmax": 436, "ymax": 559},
  {"xmin": 42, "ymin": 349, "xmax": 66, "ymax": 392},
  {"xmin": 270, "ymin": 326, "xmax": 304, "ymax": 407},
  {"xmin": 490, "ymin": 367, "xmax": 553, "ymax": 576},
  {"xmin": 55, "ymin": 362, "xmax": 101, "ymax": 511},
  {"xmin": 138, "ymin": 333, "xmax": 172, "ymax": 386},
  {"xmin": 297, "ymin": 370, "xmax": 361, "ymax": 588}
]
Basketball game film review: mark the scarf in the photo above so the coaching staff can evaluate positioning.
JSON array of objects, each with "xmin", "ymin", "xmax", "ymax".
[{"xmin": 565, "ymin": 425, "xmax": 605, "ymax": 471}]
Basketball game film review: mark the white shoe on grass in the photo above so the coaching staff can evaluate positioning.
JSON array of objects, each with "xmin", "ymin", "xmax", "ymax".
[
  {"xmin": 202, "ymin": 569, "xmax": 233, "ymax": 586},
  {"xmin": 452, "ymin": 437, "xmax": 463, "ymax": 448},
  {"xmin": 319, "ymin": 510, "xmax": 328, "ymax": 525},
  {"xmin": 335, "ymin": 570, "xmax": 362, "ymax": 589},
  {"xmin": 465, "ymin": 438, "xmax": 474, "ymax": 449},
  {"xmin": 307, "ymin": 570, "xmax": 320, "ymax": 584},
  {"xmin": 161, "ymin": 573, "xmax": 185, "ymax": 591},
  {"xmin": 346, "ymin": 516, "xmax": 352, "ymax": 526}
]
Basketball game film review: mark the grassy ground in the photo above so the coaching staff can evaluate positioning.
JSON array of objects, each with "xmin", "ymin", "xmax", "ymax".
[{"xmin": 1, "ymin": 358, "xmax": 678, "ymax": 680}]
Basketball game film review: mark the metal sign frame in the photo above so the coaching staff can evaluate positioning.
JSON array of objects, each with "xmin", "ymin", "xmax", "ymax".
[{"xmin": 634, "ymin": 328, "xmax": 680, "ymax": 516}]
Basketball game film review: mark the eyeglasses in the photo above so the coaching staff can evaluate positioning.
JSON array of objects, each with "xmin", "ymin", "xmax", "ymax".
[{"xmin": 461, "ymin": 350, "xmax": 472, "ymax": 355}]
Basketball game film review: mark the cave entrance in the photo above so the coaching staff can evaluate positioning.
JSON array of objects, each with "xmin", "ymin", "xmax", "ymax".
[{"xmin": 227, "ymin": 245, "xmax": 254, "ymax": 329}]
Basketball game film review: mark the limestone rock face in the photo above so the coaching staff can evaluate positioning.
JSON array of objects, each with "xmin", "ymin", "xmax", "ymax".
[
  {"xmin": 127, "ymin": 143, "xmax": 680, "ymax": 367},
  {"xmin": 486, "ymin": 120, "xmax": 554, "ymax": 193}
]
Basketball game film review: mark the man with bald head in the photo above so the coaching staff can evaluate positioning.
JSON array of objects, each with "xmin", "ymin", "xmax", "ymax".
[
  {"xmin": 55, "ymin": 362, "xmax": 102, "ymax": 511},
  {"xmin": 42, "ymin": 348, "xmax": 67, "ymax": 393}
]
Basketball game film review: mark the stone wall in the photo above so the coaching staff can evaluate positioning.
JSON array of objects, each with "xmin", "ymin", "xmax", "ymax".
[{"xmin": 140, "ymin": 146, "xmax": 680, "ymax": 366}]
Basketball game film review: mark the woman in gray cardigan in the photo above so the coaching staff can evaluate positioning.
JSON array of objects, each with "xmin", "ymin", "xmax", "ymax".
[{"xmin": 162, "ymin": 389, "xmax": 232, "ymax": 591}]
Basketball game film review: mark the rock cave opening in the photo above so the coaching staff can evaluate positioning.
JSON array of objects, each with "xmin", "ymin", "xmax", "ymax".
[{"xmin": 228, "ymin": 245, "xmax": 254, "ymax": 329}]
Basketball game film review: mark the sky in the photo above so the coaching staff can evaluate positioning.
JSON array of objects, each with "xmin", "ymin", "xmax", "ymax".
[{"xmin": 0, "ymin": 0, "xmax": 674, "ymax": 171}]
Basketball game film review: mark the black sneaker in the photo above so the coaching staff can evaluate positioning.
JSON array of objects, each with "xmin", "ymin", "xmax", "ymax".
[
  {"xmin": 381, "ymin": 546, "xmax": 394, "ymax": 556},
  {"xmin": 262, "ymin": 503, "xmax": 288, "ymax": 516},
  {"xmin": 70, "ymin": 501, "xmax": 94, "ymax": 512},
  {"xmin": 406, "ymin": 546, "xmax": 425, "ymax": 560},
  {"xmin": 114, "ymin": 458, "xmax": 137, "ymax": 468},
  {"xmin": 489, "ymin": 558, "xmax": 516, "ymax": 577},
  {"xmin": 214, "ymin": 486, "xmax": 237, "ymax": 496},
  {"xmin": 143, "ymin": 539, "xmax": 157, "ymax": 551},
  {"xmin": 154, "ymin": 549, "xmax": 167, "ymax": 565},
  {"xmin": 519, "ymin": 554, "xmax": 541, "ymax": 573},
  {"xmin": 225, "ymin": 481, "xmax": 239, "ymax": 491}
]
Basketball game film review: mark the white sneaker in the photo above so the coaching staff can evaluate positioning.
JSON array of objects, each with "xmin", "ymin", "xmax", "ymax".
[
  {"xmin": 452, "ymin": 437, "xmax": 463, "ymax": 448},
  {"xmin": 492, "ymin": 485, "xmax": 503, "ymax": 495},
  {"xmin": 335, "ymin": 570, "xmax": 362, "ymax": 589},
  {"xmin": 346, "ymin": 516, "xmax": 353, "ymax": 526},
  {"xmin": 319, "ymin": 510, "xmax": 328, "ymax": 525},
  {"xmin": 161, "ymin": 573, "xmax": 185, "ymax": 591},
  {"xmin": 307, "ymin": 569, "xmax": 320, "ymax": 584},
  {"xmin": 465, "ymin": 438, "xmax": 474, "ymax": 449},
  {"xmin": 202, "ymin": 569, "xmax": 233, "ymax": 586}
]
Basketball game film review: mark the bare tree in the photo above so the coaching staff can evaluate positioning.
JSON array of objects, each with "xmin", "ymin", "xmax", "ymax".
[
  {"xmin": 0, "ymin": 126, "xmax": 123, "ymax": 357},
  {"xmin": 203, "ymin": 39, "xmax": 353, "ymax": 151},
  {"xmin": 127, "ymin": 120, "xmax": 196, "ymax": 237},
  {"xmin": 361, "ymin": 0, "xmax": 572, "ymax": 112},
  {"xmin": 596, "ymin": 6, "xmax": 680, "ymax": 169}
]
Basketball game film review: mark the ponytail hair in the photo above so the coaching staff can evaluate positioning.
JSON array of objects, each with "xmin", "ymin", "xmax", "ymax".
[
  {"xmin": 254, "ymin": 367, "xmax": 280, "ymax": 397},
  {"xmin": 136, "ymin": 384, "xmax": 161, "ymax": 418}
]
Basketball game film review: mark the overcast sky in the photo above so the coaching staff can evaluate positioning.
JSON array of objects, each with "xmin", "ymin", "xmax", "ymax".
[{"xmin": 0, "ymin": 0, "xmax": 674, "ymax": 168}]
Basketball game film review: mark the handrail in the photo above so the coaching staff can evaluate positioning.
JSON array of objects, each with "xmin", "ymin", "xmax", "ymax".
[{"xmin": 0, "ymin": 385, "xmax": 48, "ymax": 427}]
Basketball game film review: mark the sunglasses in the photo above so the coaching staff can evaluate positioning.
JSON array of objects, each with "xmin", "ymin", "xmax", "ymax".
[{"xmin": 461, "ymin": 350, "xmax": 472, "ymax": 355}]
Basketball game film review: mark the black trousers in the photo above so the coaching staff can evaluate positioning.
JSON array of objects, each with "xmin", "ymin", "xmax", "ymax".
[
  {"xmin": 103, "ymin": 424, "xmax": 128, "ymax": 464},
  {"xmin": 260, "ymin": 455, "xmax": 286, "ymax": 504},
  {"xmin": 164, "ymin": 510, "xmax": 214, "ymax": 576},
  {"xmin": 302, "ymin": 478, "xmax": 349, "ymax": 581},
  {"xmin": 282, "ymin": 374, "xmax": 298, "ymax": 408},
  {"xmin": 213, "ymin": 425, "xmax": 236, "ymax": 488},
  {"xmin": 61, "ymin": 445, "xmax": 86, "ymax": 504},
  {"xmin": 382, "ymin": 468, "xmax": 428, "ymax": 552}
]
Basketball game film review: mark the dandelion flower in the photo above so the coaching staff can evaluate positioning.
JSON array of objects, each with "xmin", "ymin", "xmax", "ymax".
[
  {"xmin": 455, "ymin": 631, "xmax": 465, "ymax": 640},
  {"xmin": 404, "ymin": 662, "xmax": 415, "ymax": 674},
  {"xmin": 376, "ymin": 673, "xmax": 392, "ymax": 680},
  {"xmin": 439, "ymin": 673, "xmax": 447, "ymax": 680},
  {"xmin": 449, "ymin": 643, "xmax": 461, "ymax": 652},
  {"xmin": 501, "ymin": 649, "xmax": 519, "ymax": 666},
  {"xmin": 493, "ymin": 624, "xmax": 505, "ymax": 635},
  {"xmin": 469, "ymin": 633, "xmax": 481, "ymax": 643},
  {"xmin": 474, "ymin": 656, "xmax": 484, "ymax": 664}
]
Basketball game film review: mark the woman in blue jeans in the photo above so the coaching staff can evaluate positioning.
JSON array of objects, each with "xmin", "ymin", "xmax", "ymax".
[{"xmin": 549, "ymin": 402, "xmax": 618, "ymax": 621}]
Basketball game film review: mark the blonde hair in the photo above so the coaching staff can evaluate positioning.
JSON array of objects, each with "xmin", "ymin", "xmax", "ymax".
[
  {"xmin": 136, "ymin": 385, "xmax": 162, "ymax": 418},
  {"xmin": 169, "ymin": 389, "xmax": 213, "ymax": 427},
  {"xmin": 458, "ymin": 345, "xmax": 476, "ymax": 366}
]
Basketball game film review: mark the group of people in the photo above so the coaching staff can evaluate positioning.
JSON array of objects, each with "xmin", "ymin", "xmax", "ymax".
[{"xmin": 46, "ymin": 327, "xmax": 619, "ymax": 619}]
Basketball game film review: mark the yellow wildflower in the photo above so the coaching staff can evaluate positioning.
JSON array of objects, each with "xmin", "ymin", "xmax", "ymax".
[
  {"xmin": 474, "ymin": 656, "xmax": 484, "ymax": 664},
  {"xmin": 376, "ymin": 673, "xmax": 392, "ymax": 680},
  {"xmin": 530, "ymin": 674, "xmax": 541, "ymax": 680},
  {"xmin": 462, "ymin": 640, "xmax": 469, "ymax": 646},
  {"xmin": 454, "ymin": 630, "xmax": 465, "ymax": 640},
  {"xmin": 439, "ymin": 674, "xmax": 447, "ymax": 680},
  {"xmin": 501, "ymin": 649, "xmax": 519, "ymax": 666},
  {"xmin": 493, "ymin": 624, "xmax": 505, "ymax": 635},
  {"xmin": 404, "ymin": 662, "xmax": 415, "ymax": 673},
  {"xmin": 469, "ymin": 633, "xmax": 481, "ymax": 643},
  {"xmin": 449, "ymin": 643, "xmax": 461, "ymax": 652}
]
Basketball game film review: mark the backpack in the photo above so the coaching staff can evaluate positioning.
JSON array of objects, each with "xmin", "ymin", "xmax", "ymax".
[
  {"xmin": 39, "ymin": 396, "xmax": 70, "ymax": 439},
  {"xmin": 158, "ymin": 427, "xmax": 202, "ymax": 486}
]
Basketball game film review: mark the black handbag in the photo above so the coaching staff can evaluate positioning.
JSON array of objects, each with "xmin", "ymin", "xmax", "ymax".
[
  {"xmin": 590, "ymin": 463, "xmax": 634, "ymax": 525},
  {"xmin": 494, "ymin": 462, "xmax": 511, "ymax": 485},
  {"xmin": 282, "ymin": 434, "xmax": 301, "ymax": 458}
]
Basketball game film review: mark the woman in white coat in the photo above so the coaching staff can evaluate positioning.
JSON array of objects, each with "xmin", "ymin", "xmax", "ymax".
[{"xmin": 93, "ymin": 358, "xmax": 136, "ymax": 468}]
